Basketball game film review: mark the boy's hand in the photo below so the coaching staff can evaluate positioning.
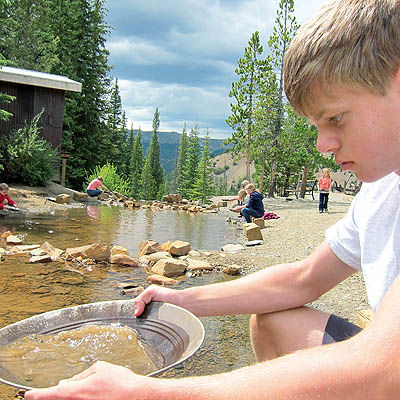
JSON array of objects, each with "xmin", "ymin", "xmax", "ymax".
[
  {"xmin": 134, "ymin": 285, "xmax": 177, "ymax": 317},
  {"xmin": 24, "ymin": 361, "xmax": 147, "ymax": 400}
]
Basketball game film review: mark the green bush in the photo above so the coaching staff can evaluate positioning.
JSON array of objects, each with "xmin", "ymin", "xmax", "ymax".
[
  {"xmin": 6, "ymin": 110, "xmax": 59, "ymax": 186},
  {"xmin": 85, "ymin": 163, "xmax": 130, "ymax": 195}
]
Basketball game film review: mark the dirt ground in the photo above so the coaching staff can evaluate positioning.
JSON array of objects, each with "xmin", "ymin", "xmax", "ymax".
[{"xmin": 6, "ymin": 185, "xmax": 368, "ymax": 324}]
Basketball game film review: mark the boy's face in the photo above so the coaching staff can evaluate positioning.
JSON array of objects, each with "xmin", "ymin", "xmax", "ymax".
[
  {"xmin": 0, "ymin": 189, "xmax": 7, "ymax": 196},
  {"xmin": 309, "ymin": 75, "xmax": 400, "ymax": 183}
]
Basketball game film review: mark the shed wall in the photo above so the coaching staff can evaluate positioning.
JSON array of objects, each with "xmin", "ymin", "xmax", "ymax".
[{"xmin": 0, "ymin": 81, "xmax": 65, "ymax": 150}]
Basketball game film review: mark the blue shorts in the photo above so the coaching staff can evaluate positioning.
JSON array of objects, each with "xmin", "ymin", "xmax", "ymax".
[
  {"xmin": 322, "ymin": 314, "xmax": 362, "ymax": 344},
  {"xmin": 86, "ymin": 189, "xmax": 102, "ymax": 197}
]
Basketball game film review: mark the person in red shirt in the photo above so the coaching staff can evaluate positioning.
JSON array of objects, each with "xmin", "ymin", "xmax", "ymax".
[
  {"xmin": 318, "ymin": 168, "xmax": 332, "ymax": 213},
  {"xmin": 86, "ymin": 176, "xmax": 110, "ymax": 197},
  {"xmin": 0, "ymin": 183, "xmax": 18, "ymax": 210}
]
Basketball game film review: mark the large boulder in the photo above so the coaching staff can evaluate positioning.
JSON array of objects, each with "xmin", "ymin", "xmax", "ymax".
[
  {"xmin": 151, "ymin": 258, "xmax": 186, "ymax": 277},
  {"xmin": 56, "ymin": 194, "xmax": 70, "ymax": 204},
  {"xmin": 110, "ymin": 245, "xmax": 130, "ymax": 257},
  {"xmin": 109, "ymin": 254, "xmax": 139, "ymax": 267},
  {"xmin": 186, "ymin": 258, "xmax": 213, "ymax": 271},
  {"xmin": 243, "ymin": 223, "xmax": 263, "ymax": 241},
  {"xmin": 168, "ymin": 240, "xmax": 190, "ymax": 256},
  {"xmin": 65, "ymin": 242, "xmax": 111, "ymax": 261},
  {"xmin": 137, "ymin": 240, "xmax": 162, "ymax": 258}
]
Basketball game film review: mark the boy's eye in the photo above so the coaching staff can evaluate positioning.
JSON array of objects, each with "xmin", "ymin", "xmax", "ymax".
[{"xmin": 329, "ymin": 114, "xmax": 343, "ymax": 124}]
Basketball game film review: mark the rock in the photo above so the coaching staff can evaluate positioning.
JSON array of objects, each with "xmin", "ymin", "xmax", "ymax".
[
  {"xmin": 188, "ymin": 250, "xmax": 201, "ymax": 257},
  {"xmin": 223, "ymin": 264, "xmax": 241, "ymax": 275},
  {"xmin": 138, "ymin": 255, "xmax": 150, "ymax": 265},
  {"xmin": 147, "ymin": 274, "xmax": 179, "ymax": 285},
  {"xmin": 56, "ymin": 194, "xmax": 71, "ymax": 204},
  {"xmin": 40, "ymin": 241, "xmax": 64, "ymax": 261},
  {"xmin": 122, "ymin": 286, "xmax": 144, "ymax": 296},
  {"xmin": 161, "ymin": 240, "xmax": 174, "ymax": 252},
  {"xmin": 65, "ymin": 242, "xmax": 111, "ymax": 261},
  {"xmin": 0, "ymin": 248, "xmax": 7, "ymax": 255},
  {"xmin": 13, "ymin": 244, "xmax": 40, "ymax": 252},
  {"xmin": 147, "ymin": 251, "xmax": 172, "ymax": 263},
  {"xmin": 151, "ymin": 258, "xmax": 187, "ymax": 277},
  {"xmin": 30, "ymin": 248, "xmax": 48, "ymax": 257},
  {"xmin": 137, "ymin": 240, "xmax": 162, "ymax": 258},
  {"xmin": 60, "ymin": 276, "xmax": 84, "ymax": 285},
  {"xmin": 225, "ymin": 217, "xmax": 232, "ymax": 223},
  {"xmin": 243, "ymin": 223, "xmax": 263, "ymax": 241},
  {"xmin": 168, "ymin": 240, "xmax": 190, "ymax": 256},
  {"xmin": 251, "ymin": 217, "xmax": 265, "ymax": 229},
  {"xmin": 221, "ymin": 244, "xmax": 245, "ymax": 253},
  {"xmin": 110, "ymin": 245, "xmax": 130, "ymax": 257},
  {"xmin": 6, "ymin": 235, "xmax": 22, "ymax": 245},
  {"xmin": 217, "ymin": 201, "xmax": 227, "ymax": 208},
  {"xmin": 109, "ymin": 254, "xmax": 139, "ymax": 267},
  {"xmin": 124, "ymin": 201, "xmax": 134, "ymax": 208},
  {"xmin": 186, "ymin": 258, "xmax": 213, "ymax": 271},
  {"xmin": 1, "ymin": 231, "xmax": 12, "ymax": 239},
  {"xmin": 73, "ymin": 192, "xmax": 89, "ymax": 202},
  {"xmin": 29, "ymin": 255, "xmax": 52, "ymax": 263}
]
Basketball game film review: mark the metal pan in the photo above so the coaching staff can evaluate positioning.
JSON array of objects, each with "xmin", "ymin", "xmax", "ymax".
[{"xmin": 0, "ymin": 300, "xmax": 204, "ymax": 390}]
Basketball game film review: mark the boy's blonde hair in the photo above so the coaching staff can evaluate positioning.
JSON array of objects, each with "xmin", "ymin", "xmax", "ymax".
[
  {"xmin": 245, "ymin": 183, "xmax": 255, "ymax": 191},
  {"xmin": 0, "ymin": 183, "xmax": 9, "ymax": 191},
  {"xmin": 284, "ymin": 0, "xmax": 400, "ymax": 117}
]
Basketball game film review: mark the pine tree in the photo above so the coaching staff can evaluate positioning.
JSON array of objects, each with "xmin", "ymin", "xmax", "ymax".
[
  {"xmin": 50, "ymin": 0, "xmax": 112, "ymax": 189},
  {"xmin": 191, "ymin": 131, "xmax": 214, "ymax": 203},
  {"xmin": 0, "ymin": 0, "xmax": 59, "ymax": 72},
  {"xmin": 125, "ymin": 123, "xmax": 134, "ymax": 177},
  {"xmin": 174, "ymin": 122, "xmax": 188, "ymax": 192},
  {"xmin": 141, "ymin": 108, "xmax": 164, "ymax": 200},
  {"xmin": 180, "ymin": 122, "xmax": 200, "ymax": 199},
  {"xmin": 129, "ymin": 127, "xmax": 144, "ymax": 199},
  {"xmin": 106, "ymin": 78, "xmax": 126, "ymax": 175},
  {"xmin": 225, "ymin": 31, "xmax": 270, "ymax": 180},
  {"xmin": 267, "ymin": 0, "xmax": 299, "ymax": 197}
]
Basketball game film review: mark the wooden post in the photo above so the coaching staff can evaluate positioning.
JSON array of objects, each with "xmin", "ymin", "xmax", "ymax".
[
  {"xmin": 61, "ymin": 158, "xmax": 67, "ymax": 187},
  {"xmin": 59, "ymin": 152, "xmax": 70, "ymax": 187}
]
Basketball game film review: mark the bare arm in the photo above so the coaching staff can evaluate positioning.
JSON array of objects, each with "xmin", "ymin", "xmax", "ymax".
[
  {"xmin": 25, "ymin": 273, "xmax": 400, "ymax": 399},
  {"xmin": 135, "ymin": 240, "xmax": 355, "ymax": 317}
]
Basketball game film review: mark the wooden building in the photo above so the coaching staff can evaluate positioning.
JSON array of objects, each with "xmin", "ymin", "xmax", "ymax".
[{"xmin": 0, "ymin": 66, "xmax": 82, "ymax": 150}]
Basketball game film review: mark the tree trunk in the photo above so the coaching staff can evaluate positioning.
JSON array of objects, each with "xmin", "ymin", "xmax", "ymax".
[{"xmin": 299, "ymin": 165, "xmax": 310, "ymax": 198}]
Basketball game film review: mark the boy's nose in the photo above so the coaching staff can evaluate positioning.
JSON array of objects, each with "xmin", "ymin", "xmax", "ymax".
[{"xmin": 316, "ymin": 129, "xmax": 340, "ymax": 154}]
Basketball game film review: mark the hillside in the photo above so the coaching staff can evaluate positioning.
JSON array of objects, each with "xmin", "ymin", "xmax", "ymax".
[
  {"xmin": 139, "ymin": 130, "xmax": 229, "ymax": 175},
  {"xmin": 209, "ymin": 152, "xmax": 360, "ymax": 194}
]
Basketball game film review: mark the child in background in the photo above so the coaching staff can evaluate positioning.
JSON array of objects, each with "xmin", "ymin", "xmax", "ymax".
[
  {"xmin": 86, "ymin": 176, "xmax": 110, "ymax": 197},
  {"xmin": 0, "ymin": 183, "xmax": 18, "ymax": 211},
  {"xmin": 318, "ymin": 168, "xmax": 331, "ymax": 213}
]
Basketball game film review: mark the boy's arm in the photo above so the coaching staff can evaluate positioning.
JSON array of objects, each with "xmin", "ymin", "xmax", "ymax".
[
  {"xmin": 135, "ymin": 240, "xmax": 355, "ymax": 317},
  {"xmin": 27, "ymin": 242, "xmax": 397, "ymax": 400}
]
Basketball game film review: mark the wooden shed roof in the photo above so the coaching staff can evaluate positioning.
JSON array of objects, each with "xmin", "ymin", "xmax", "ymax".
[{"xmin": 0, "ymin": 66, "xmax": 82, "ymax": 92}]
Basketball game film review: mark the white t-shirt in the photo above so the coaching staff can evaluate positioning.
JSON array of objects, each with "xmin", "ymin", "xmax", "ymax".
[{"xmin": 325, "ymin": 173, "xmax": 400, "ymax": 312}]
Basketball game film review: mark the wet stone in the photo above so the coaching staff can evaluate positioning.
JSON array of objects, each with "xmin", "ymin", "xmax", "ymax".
[{"xmin": 60, "ymin": 276, "xmax": 84, "ymax": 285}]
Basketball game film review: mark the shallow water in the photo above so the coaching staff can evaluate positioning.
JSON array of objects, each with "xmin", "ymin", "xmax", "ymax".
[{"xmin": 0, "ymin": 205, "xmax": 255, "ymax": 397}]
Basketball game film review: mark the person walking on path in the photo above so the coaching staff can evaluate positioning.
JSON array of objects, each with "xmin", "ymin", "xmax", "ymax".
[
  {"xmin": 25, "ymin": 1, "xmax": 400, "ymax": 399},
  {"xmin": 86, "ymin": 176, "xmax": 110, "ymax": 198},
  {"xmin": 318, "ymin": 168, "xmax": 332, "ymax": 213}
]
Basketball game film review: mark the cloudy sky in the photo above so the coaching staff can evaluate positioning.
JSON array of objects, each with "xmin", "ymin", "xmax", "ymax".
[{"xmin": 105, "ymin": 0, "xmax": 323, "ymax": 139}]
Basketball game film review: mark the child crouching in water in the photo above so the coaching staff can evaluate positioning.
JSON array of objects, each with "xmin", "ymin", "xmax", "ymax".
[{"xmin": 0, "ymin": 183, "xmax": 18, "ymax": 210}]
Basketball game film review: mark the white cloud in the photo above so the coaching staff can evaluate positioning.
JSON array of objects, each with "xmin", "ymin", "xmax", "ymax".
[{"xmin": 106, "ymin": 0, "xmax": 326, "ymax": 138}]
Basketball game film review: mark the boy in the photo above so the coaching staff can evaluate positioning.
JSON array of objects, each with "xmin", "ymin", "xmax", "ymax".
[
  {"xmin": 0, "ymin": 183, "xmax": 18, "ymax": 211},
  {"xmin": 25, "ymin": 0, "xmax": 400, "ymax": 399},
  {"xmin": 231, "ymin": 183, "xmax": 264, "ymax": 223}
]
